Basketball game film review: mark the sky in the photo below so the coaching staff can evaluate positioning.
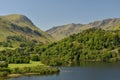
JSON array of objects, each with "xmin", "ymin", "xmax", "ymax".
[{"xmin": 0, "ymin": 0, "xmax": 120, "ymax": 31}]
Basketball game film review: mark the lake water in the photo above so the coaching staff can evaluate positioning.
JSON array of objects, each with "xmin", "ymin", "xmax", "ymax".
[{"xmin": 8, "ymin": 63, "xmax": 120, "ymax": 80}]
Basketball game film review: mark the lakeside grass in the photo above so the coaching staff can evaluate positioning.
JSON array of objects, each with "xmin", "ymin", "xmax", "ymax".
[
  {"xmin": 9, "ymin": 61, "xmax": 45, "ymax": 68},
  {"xmin": 0, "ymin": 61, "xmax": 59, "ymax": 78}
]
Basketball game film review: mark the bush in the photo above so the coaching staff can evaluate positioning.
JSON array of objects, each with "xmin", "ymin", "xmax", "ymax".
[
  {"xmin": 0, "ymin": 62, "xmax": 8, "ymax": 68},
  {"xmin": 0, "ymin": 72, "xmax": 8, "ymax": 77},
  {"xmin": 0, "ymin": 68, "xmax": 11, "ymax": 77},
  {"xmin": 30, "ymin": 54, "xmax": 40, "ymax": 61}
]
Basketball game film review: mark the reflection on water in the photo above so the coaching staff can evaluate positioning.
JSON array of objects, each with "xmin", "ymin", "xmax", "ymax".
[{"xmin": 8, "ymin": 62, "xmax": 120, "ymax": 80}]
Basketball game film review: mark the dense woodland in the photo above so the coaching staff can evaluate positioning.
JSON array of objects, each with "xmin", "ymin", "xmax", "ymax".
[
  {"xmin": 0, "ymin": 35, "xmax": 39, "ymax": 64},
  {"xmin": 0, "ymin": 28, "xmax": 120, "ymax": 66},
  {"xmin": 40, "ymin": 28, "xmax": 120, "ymax": 66}
]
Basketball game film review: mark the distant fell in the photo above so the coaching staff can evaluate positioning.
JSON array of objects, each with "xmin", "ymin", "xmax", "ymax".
[{"xmin": 46, "ymin": 18, "xmax": 120, "ymax": 40}]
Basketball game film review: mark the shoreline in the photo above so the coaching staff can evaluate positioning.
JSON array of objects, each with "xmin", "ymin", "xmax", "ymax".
[
  {"xmin": 7, "ymin": 72, "xmax": 59, "ymax": 79},
  {"xmin": 7, "ymin": 74, "xmax": 22, "ymax": 78},
  {"xmin": 7, "ymin": 73, "xmax": 41, "ymax": 78}
]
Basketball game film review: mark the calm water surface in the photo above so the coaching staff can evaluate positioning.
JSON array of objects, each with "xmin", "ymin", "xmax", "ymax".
[{"xmin": 8, "ymin": 63, "xmax": 120, "ymax": 80}]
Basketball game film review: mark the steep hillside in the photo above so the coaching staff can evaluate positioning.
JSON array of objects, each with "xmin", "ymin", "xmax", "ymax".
[
  {"xmin": 46, "ymin": 18, "xmax": 120, "ymax": 40},
  {"xmin": 0, "ymin": 14, "xmax": 54, "ymax": 51},
  {"xmin": 46, "ymin": 23, "xmax": 83, "ymax": 41},
  {"xmin": 0, "ymin": 14, "xmax": 53, "ymax": 48},
  {"xmin": 40, "ymin": 29, "xmax": 120, "ymax": 66}
]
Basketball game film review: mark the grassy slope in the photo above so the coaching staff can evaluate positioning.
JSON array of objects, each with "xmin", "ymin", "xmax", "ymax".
[
  {"xmin": 0, "ymin": 14, "xmax": 54, "ymax": 43},
  {"xmin": 46, "ymin": 18, "xmax": 120, "ymax": 40}
]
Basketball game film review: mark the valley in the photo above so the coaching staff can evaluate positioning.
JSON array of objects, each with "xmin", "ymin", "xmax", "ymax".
[{"xmin": 0, "ymin": 14, "xmax": 120, "ymax": 79}]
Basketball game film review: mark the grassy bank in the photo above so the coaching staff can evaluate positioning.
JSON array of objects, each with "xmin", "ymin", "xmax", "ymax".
[
  {"xmin": 8, "ymin": 65, "xmax": 59, "ymax": 78},
  {"xmin": 0, "ymin": 61, "xmax": 59, "ymax": 78},
  {"xmin": 9, "ymin": 61, "xmax": 45, "ymax": 68}
]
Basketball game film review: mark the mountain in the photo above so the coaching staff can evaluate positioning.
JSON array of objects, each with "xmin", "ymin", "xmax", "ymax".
[
  {"xmin": 0, "ymin": 14, "xmax": 53, "ymax": 48},
  {"xmin": 41, "ymin": 29, "xmax": 120, "ymax": 66},
  {"xmin": 46, "ymin": 18, "xmax": 120, "ymax": 40},
  {"xmin": 46, "ymin": 23, "xmax": 83, "ymax": 41}
]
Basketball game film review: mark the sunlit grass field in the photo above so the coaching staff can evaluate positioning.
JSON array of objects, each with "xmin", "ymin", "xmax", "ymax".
[
  {"xmin": 0, "ymin": 47, "xmax": 16, "ymax": 51},
  {"xmin": 9, "ymin": 61, "xmax": 45, "ymax": 68}
]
